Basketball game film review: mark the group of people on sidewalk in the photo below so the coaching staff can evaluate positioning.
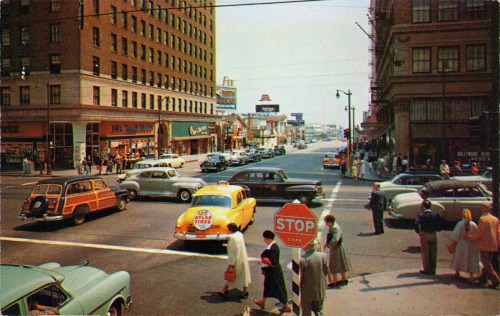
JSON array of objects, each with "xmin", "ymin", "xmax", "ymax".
[{"xmin": 219, "ymin": 214, "xmax": 352, "ymax": 315}]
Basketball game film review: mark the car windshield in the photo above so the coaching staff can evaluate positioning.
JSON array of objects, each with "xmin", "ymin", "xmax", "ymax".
[
  {"xmin": 191, "ymin": 195, "xmax": 232, "ymax": 208},
  {"xmin": 276, "ymin": 170, "xmax": 288, "ymax": 180},
  {"xmin": 207, "ymin": 155, "xmax": 221, "ymax": 162},
  {"xmin": 32, "ymin": 184, "xmax": 62, "ymax": 195},
  {"xmin": 481, "ymin": 168, "xmax": 492, "ymax": 178},
  {"xmin": 161, "ymin": 155, "xmax": 172, "ymax": 159},
  {"xmin": 134, "ymin": 163, "xmax": 153, "ymax": 169}
]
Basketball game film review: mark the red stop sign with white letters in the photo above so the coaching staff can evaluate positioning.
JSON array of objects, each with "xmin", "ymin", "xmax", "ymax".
[{"xmin": 274, "ymin": 203, "xmax": 318, "ymax": 248}]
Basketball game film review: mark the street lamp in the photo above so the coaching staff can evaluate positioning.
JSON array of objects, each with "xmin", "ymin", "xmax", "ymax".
[
  {"xmin": 336, "ymin": 89, "xmax": 352, "ymax": 167},
  {"xmin": 36, "ymin": 81, "xmax": 51, "ymax": 175},
  {"xmin": 158, "ymin": 96, "xmax": 169, "ymax": 157}
]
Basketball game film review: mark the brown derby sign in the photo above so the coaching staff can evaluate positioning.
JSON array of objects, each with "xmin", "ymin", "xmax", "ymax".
[{"xmin": 274, "ymin": 203, "xmax": 317, "ymax": 248}]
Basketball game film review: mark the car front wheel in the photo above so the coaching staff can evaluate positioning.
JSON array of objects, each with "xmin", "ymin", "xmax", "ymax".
[
  {"xmin": 127, "ymin": 189, "xmax": 138, "ymax": 200},
  {"xmin": 178, "ymin": 189, "xmax": 192, "ymax": 202},
  {"xmin": 116, "ymin": 197, "xmax": 127, "ymax": 211},
  {"xmin": 107, "ymin": 303, "xmax": 121, "ymax": 316},
  {"xmin": 297, "ymin": 194, "xmax": 311, "ymax": 205}
]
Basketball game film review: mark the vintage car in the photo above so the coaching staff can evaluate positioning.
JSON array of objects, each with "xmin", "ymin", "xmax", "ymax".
[
  {"xmin": 117, "ymin": 159, "xmax": 169, "ymax": 183},
  {"xmin": 378, "ymin": 173, "xmax": 443, "ymax": 203},
  {"xmin": 229, "ymin": 150, "xmax": 250, "ymax": 165},
  {"xmin": 174, "ymin": 183, "xmax": 256, "ymax": 242},
  {"xmin": 258, "ymin": 148, "xmax": 275, "ymax": 158},
  {"xmin": 118, "ymin": 167, "xmax": 205, "ymax": 202},
  {"xmin": 245, "ymin": 148, "xmax": 262, "ymax": 162},
  {"xmin": 159, "ymin": 153, "xmax": 186, "ymax": 168},
  {"xmin": 0, "ymin": 260, "xmax": 132, "ymax": 316},
  {"xmin": 227, "ymin": 167, "xmax": 324, "ymax": 205},
  {"xmin": 18, "ymin": 176, "xmax": 129, "ymax": 225},
  {"xmin": 322, "ymin": 152, "xmax": 341, "ymax": 169},
  {"xmin": 451, "ymin": 167, "xmax": 493, "ymax": 191},
  {"xmin": 274, "ymin": 145, "xmax": 286, "ymax": 155},
  {"xmin": 388, "ymin": 180, "xmax": 491, "ymax": 221},
  {"xmin": 200, "ymin": 154, "xmax": 228, "ymax": 172}
]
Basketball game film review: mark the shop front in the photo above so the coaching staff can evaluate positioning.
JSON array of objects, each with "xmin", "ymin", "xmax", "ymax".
[{"xmin": 170, "ymin": 122, "xmax": 212, "ymax": 156}]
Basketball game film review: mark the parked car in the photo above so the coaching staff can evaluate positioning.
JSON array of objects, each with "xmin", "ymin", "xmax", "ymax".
[
  {"xmin": 174, "ymin": 183, "xmax": 256, "ymax": 242},
  {"xmin": 227, "ymin": 167, "xmax": 324, "ymax": 205},
  {"xmin": 378, "ymin": 173, "xmax": 443, "ymax": 203},
  {"xmin": 118, "ymin": 167, "xmax": 205, "ymax": 202},
  {"xmin": 274, "ymin": 145, "xmax": 286, "ymax": 155},
  {"xmin": 388, "ymin": 180, "xmax": 491, "ymax": 221},
  {"xmin": 158, "ymin": 153, "xmax": 186, "ymax": 168},
  {"xmin": 200, "ymin": 154, "xmax": 228, "ymax": 172},
  {"xmin": 451, "ymin": 167, "xmax": 493, "ymax": 191},
  {"xmin": 229, "ymin": 150, "xmax": 250, "ymax": 165},
  {"xmin": 259, "ymin": 148, "xmax": 275, "ymax": 158},
  {"xmin": 323, "ymin": 152, "xmax": 341, "ymax": 169},
  {"xmin": 297, "ymin": 142, "xmax": 307, "ymax": 149},
  {"xmin": 0, "ymin": 260, "xmax": 132, "ymax": 316},
  {"xmin": 18, "ymin": 176, "xmax": 129, "ymax": 225},
  {"xmin": 245, "ymin": 148, "xmax": 262, "ymax": 162},
  {"xmin": 219, "ymin": 150, "xmax": 234, "ymax": 165},
  {"xmin": 117, "ymin": 159, "xmax": 169, "ymax": 183}
]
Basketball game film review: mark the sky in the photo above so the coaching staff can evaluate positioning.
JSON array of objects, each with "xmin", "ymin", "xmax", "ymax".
[{"xmin": 215, "ymin": 0, "xmax": 372, "ymax": 128}]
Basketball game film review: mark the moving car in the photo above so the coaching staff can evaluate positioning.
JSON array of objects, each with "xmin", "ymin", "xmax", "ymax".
[
  {"xmin": 245, "ymin": 148, "xmax": 262, "ymax": 162},
  {"xmin": 227, "ymin": 167, "xmax": 324, "ymax": 205},
  {"xmin": 159, "ymin": 153, "xmax": 186, "ymax": 168},
  {"xmin": 174, "ymin": 183, "xmax": 256, "ymax": 242},
  {"xmin": 18, "ymin": 176, "xmax": 129, "ymax": 225},
  {"xmin": 259, "ymin": 148, "xmax": 275, "ymax": 158},
  {"xmin": 323, "ymin": 152, "xmax": 341, "ymax": 169},
  {"xmin": 200, "ymin": 154, "xmax": 228, "ymax": 172},
  {"xmin": 118, "ymin": 167, "xmax": 205, "ymax": 202},
  {"xmin": 379, "ymin": 173, "xmax": 443, "ymax": 203},
  {"xmin": 229, "ymin": 150, "xmax": 250, "ymax": 165},
  {"xmin": 0, "ymin": 260, "xmax": 132, "ymax": 316},
  {"xmin": 388, "ymin": 180, "xmax": 491, "ymax": 221},
  {"xmin": 451, "ymin": 167, "xmax": 493, "ymax": 191},
  {"xmin": 117, "ymin": 159, "xmax": 169, "ymax": 183},
  {"xmin": 274, "ymin": 145, "xmax": 286, "ymax": 155}
]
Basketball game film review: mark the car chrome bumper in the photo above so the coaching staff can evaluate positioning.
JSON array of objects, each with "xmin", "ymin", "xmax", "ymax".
[
  {"xmin": 125, "ymin": 296, "xmax": 133, "ymax": 310},
  {"xmin": 18, "ymin": 213, "xmax": 64, "ymax": 221},
  {"xmin": 174, "ymin": 233, "xmax": 231, "ymax": 241},
  {"xmin": 388, "ymin": 210, "xmax": 404, "ymax": 218}
]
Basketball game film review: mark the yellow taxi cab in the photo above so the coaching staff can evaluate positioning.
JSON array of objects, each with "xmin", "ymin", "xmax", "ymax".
[
  {"xmin": 323, "ymin": 152, "xmax": 341, "ymax": 169},
  {"xmin": 174, "ymin": 182, "xmax": 256, "ymax": 242}
]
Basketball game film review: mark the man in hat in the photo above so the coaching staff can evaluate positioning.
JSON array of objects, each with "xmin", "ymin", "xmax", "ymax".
[{"xmin": 299, "ymin": 239, "xmax": 329, "ymax": 316}]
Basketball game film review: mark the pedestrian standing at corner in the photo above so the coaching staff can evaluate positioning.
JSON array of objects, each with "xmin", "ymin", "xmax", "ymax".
[
  {"xmin": 465, "ymin": 203, "xmax": 500, "ymax": 289},
  {"xmin": 414, "ymin": 200, "xmax": 443, "ymax": 275},
  {"xmin": 352, "ymin": 157, "xmax": 359, "ymax": 181},
  {"xmin": 369, "ymin": 182, "xmax": 387, "ymax": 235},
  {"xmin": 439, "ymin": 160, "xmax": 450, "ymax": 179},
  {"xmin": 323, "ymin": 215, "xmax": 351, "ymax": 288},
  {"xmin": 299, "ymin": 239, "xmax": 329, "ymax": 316},
  {"xmin": 340, "ymin": 156, "xmax": 347, "ymax": 178},
  {"xmin": 219, "ymin": 223, "xmax": 251, "ymax": 300}
]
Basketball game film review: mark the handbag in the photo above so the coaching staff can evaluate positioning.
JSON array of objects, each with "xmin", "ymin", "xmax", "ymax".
[
  {"xmin": 224, "ymin": 267, "xmax": 235, "ymax": 282},
  {"xmin": 447, "ymin": 241, "xmax": 457, "ymax": 254}
]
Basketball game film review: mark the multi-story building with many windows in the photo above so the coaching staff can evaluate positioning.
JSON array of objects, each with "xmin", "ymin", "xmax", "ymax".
[
  {"xmin": 1, "ymin": 0, "xmax": 217, "ymax": 170},
  {"xmin": 365, "ymin": 0, "xmax": 498, "ymax": 169}
]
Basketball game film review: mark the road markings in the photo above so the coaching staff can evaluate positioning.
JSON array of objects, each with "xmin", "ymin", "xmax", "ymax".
[{"xmin": 0, "ymin": 236, "xmax": 261, "ymax": 261}]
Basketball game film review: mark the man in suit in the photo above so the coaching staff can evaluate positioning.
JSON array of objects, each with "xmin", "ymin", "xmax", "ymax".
[
  {"xmin": 369, "ymin": 182, "xmax": 387, "ymax": 235},
  {"xmin": 299, "ymin": 239, "xmax": 329, "ymax": 316},
  {"xmin": 414, "ymin": 199, "xmax": 443, "ymax": 275},
  {"xmin": 466, "ymin": 203, "xmax": 500, "ymax": 289}
]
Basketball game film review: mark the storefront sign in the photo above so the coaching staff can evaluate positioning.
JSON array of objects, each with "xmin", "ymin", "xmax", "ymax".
[
  {"xmin": 102, "ymin": 122, "xmax": 154, "ymax": 136},
  {"xmin": 172, "ymin": 122, "xmax": 209, "ymax": 138}
]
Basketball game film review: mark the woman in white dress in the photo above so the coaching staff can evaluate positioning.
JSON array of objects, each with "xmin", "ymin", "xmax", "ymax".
[{"xmin": 450, "ymin": 209, "xmax": 480, "ymax": 281}]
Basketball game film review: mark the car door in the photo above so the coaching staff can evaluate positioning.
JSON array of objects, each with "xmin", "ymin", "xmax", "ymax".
[
  {"xmin": 453, "ymin": 186, "xmax": 487, "ymax": 220},
  {"xmin": 150, "ymin": 170, "xmax": 174, "ymax": 197},
  {"xmin": 94, "ymin": 179, "xmax": 115, "ymax": 210},
  {"xmin": 430, "ymin": 187, "xmax": 457, "ymax": 220},
  {"xmin": 247, "ymin": 172, "xmax": 266, "ymax": 198},
  {"xmin": 137, "ymin": 171, "xmax": 154, "ymax": 195},
  {"xmin": 263, "ymin": 171, "xmax": 283, "ymax": 199}
]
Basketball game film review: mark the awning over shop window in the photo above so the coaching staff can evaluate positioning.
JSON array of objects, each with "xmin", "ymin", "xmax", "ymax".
[{"xmin": 363, "ymin": 124, "xmax": 393, "ymax": 141}]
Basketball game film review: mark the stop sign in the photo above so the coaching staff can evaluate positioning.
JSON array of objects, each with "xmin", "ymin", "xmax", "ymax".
[{"xmin": 274, "ymin": 203, "xmax": 318, "ymax": 248}]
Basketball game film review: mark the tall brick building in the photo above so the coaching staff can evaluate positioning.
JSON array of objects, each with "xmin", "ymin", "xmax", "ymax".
[
  {"xmin": 1, "ymin": 0, "xmax": 217, "ymax": 170},
  {"xmin": 365, "ymin": 0, "xmax": 498, "ymax": 169}
]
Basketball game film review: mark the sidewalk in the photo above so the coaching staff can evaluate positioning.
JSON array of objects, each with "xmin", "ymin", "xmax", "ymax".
[{"xmin": 323, "ymin": 269, "xmax": 499, "ymax": 316}]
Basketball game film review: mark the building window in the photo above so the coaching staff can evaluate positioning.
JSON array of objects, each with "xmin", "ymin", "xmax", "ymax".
[
  {"xmin": 1, "ymin": 58, "xmax": 11, "ymax": 76},
  {"xmin": 93, "ymin": 57, "xmax": 100, "ymax": 75},
  {"xmin": 149, "ymin": 24, "xmax": 154, "ymax": 40},
  {"xmin": 1, "ymin": 87, "xmax": 11, "ymax": 106},
  {"xmin": 111, "ymin": 61, "xmax": 117, "ymax": 79},
  {"xmin": 110, "ymin": 6, "xmax": 117, "ymax": 24},
  {"xmin": 111, "ymin": 89, "xmax": 117, "ymax": 106},
  {"xmin": 122, "ymin": 90, "xmax": 128, "ymax": 107},
  {"xmin": 121, "ymin": 11, "xmax": 128, "ymax": 28},
  {"xmin": 20, "ymin": 0, "xmax": 30, "ymax": 15},
  {"xmin": 121, "ymin": 38, "xmax": 128, "ymax": 56},
  {"xmin": 20, "ymin": 26, "xmax": 30, "ymax": 45},
  {"xmin": 149, "ymin": 71, "xmax": 154, "ymax": 86},
  {"xmin": 157, "ymin": 73, "xmax": 162, "ymax": 87},
  {"xmin": 141, "ymin": 69, "xmax": 146, "ymax": 85},
  {"xmin": 132, "ymin": 41, "xmax": 137, "ymax": 58},
  {"xmin": 131, "ymin": 16, "xmax": 137, "ymax": 33},
  {"xmin": 157, "ymin": 50, "xmax": 162, "ymax": 65},
  {"xmin": 412, "ymin": 47, "xmax": 431, "ymax": 73},
  {"xmin": 93, "ymin": 86, "xmax": 100, "ymax": 105},
  {"xmin": 50, "ymin": 85, "xmax": 61, "ymax": 105},
  {"xmin": 50, "ymin": 24, "xmax": 60, "ymax": 43},
  {"xmin": 20, "ymin": 86, "xmax": 30, "ymax": 105},
  {"xmin": 132, "ymin": 92, "xmax": 138, "ymax": 108},
  {"xmin": 132, "ymin": 66, "xmax": 137, "ymax": 82},
  {"xmin": 111, "ymin": 34, "xmax": 118, "ymax": 53},
  {"xmin": 149, "ymin": 94, "xmax": 154, "ymax": 109},
  {"xmin": 93, "ymin": 0, "xmax": 100, "ymax": 14},
  {"xmin": 141, "ymin": 93, "xmax": 146, "ymax": 109},
  {"xmin": 50, "ymin": 0, "xmax": 61, "ymax": 12},
  {"xmin": 2, "ymin": 28, "xmax": 10, "ymax": 46},
  {"xmin": 20, "ymin": 56, "xmax": 30, "ymax": 76},
  {"xmin": 141, "ymin": 44, "xmax": 146, "ymax": 61},
  {"xmin": 140, "ymin": 20, "xmax": 146, "ymax": 36},
  {"xmin": 412, "ymin": 0, "xmax": 430, "ymax": 23},
  {"xmin": 467, "ymin": 0, "xmax": 486, "ymax": 20},
  {"xmin": 438, "ymin": 46, "xmax": 459, "ymax": 72},
  {"xmin": 122, "ymin": 64, "xmax": 128, "ymax": 80},
  {"xmin": 438, "ymin": 0, "xmax": 459, "ymax": 22},
  {"xmin": 93, "ymin": 27, "xmax": 100, "ymax": 47},
  {"xmin": 149, "ymin": 48, "xmax": 154, "ymax": 64},
  {"xmin": 50, "ymin": 55, "xmax": 61, "ymax": 74},
  {"xmin": 466, "ymin": 45, "xmax": 486, "ymax": 72}
]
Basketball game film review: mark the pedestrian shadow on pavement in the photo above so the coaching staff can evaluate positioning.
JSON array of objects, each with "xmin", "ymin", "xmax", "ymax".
[{"xmin": 402, "ymin": 245, "xmax": 421, "ymax": 254}]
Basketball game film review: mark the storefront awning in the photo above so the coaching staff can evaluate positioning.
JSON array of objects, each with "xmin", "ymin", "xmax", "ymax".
[{"xmin": 364, "ymin": 124, "xmax": 393, "ymax": 141}]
